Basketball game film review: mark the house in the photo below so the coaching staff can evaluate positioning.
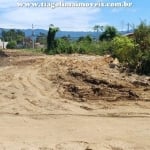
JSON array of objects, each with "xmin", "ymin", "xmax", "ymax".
[
  {"xmin": 123, "ymin": 32, "xmax": 134, "ymax": 38},
  {"xmin": 0, "ymin": 39, "xmax": 8, "ymax": 49},
  {"xmin": 35, "ymin": 42, "xmax": 45, "ymax": 49}
]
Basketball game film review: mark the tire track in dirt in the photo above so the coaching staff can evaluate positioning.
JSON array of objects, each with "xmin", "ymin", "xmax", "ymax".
[
  {"xmin": 12, "ymin": 66, "xmax": 61, "ymax": 113},
  {"xmin": 0, "ymin": 56, "xmax": 51, "ymax": 113},
  {"xmin": 0, "ymin": 62, "xmax": 74, "ymax": 115}
]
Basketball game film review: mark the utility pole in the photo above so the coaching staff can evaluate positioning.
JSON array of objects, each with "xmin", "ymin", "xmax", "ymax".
[
  {"xmin": 32, "ymin": 24, "xmax": 35, "ymax": 49},
  {"xmin": 3, "ymin": 37, "xmax": 4, "ymax": 49},
  {"xmin": 127, "ymin": 23, "xmax": 130, "ymax": 32},
  {"xmin": 127, "ymin": 23, "xmax": 135, "ymax": 33}
]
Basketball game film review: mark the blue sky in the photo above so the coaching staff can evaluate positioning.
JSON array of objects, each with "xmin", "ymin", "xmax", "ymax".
[{"xmin": 0, "ymin": 0, "xmax": 149, "ymax": 31}]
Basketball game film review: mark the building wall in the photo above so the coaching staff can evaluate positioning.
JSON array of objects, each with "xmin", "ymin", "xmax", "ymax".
[{"xmin": 0, "ymin": 39, "xmax": 8, "ymax": 49}]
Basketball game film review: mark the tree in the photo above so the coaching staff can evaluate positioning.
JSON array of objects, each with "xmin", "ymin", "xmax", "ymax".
[
  {"xmin": 134, "ymin": 21, "xmax": 150, "ymax": 51},
  {"xmin": 93, "ymin": 25, "xmax": 103, "ymax": 40},
  {"xmin": 2, "ymin": 29, "xmax": 25, "ymax": 44},
  {"xmin": 99, "ymin": 26, "xmax": 118, "ymax": 41},
  {"xmin": 133, "ymin": 21, "xmax": 150, "ymax": 74},
  {"xmin": 46, "ymin": 25, "xmax": 59, "ymax": 53},
  {"xmin": 136, "ymin": 51, "xmax": 150, "ymax": 75},
  {"xmin": 36, "ymin": 32, "xmax": 47, "ymax": 45},
  {"xmin": 6, "ymin": 41, "xmax": 17, "ymax": 49},
  {"xmin": 93, "ymin": 25, "xmax": 104, "ymax": 32},
  {"xmin": 77, "ymin": 35, "xmax": 92, "ymax": 43}
]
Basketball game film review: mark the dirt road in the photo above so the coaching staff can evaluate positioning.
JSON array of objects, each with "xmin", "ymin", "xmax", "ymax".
[{"xmin": 0, "ymin": 50, "xmax": 150, "ymax": 150}]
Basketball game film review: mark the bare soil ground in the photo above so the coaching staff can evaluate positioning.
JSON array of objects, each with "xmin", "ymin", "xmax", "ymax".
[{"xmin": 0, "ymin": 50, "xmax": 150, "ymax": 150}]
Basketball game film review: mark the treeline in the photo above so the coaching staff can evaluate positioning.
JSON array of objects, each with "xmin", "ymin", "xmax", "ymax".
[
  {"xmin": 1, "ymin": 29, "xmax": 47, "ymax": 49},
  {"xmin": 45, "ymin": 25, "xmax": 117, "ymax": 55},
  {"xmin": 2, "ymin": 29, "xmax": 25, "ymax": 49},
  {"xmin": 46, "ymin": 22, "xmax": 150, "ymax": 75}
]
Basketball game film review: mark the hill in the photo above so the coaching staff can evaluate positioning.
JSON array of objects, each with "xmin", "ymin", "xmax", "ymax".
[{"xmin": 0, "ymin": 28, "xmax": 132, "ymax": 40}]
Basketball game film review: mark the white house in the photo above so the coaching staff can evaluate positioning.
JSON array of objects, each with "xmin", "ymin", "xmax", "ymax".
[{"xmin": 0, "ymin": 39, "xmax": 8, "ymax": 49}]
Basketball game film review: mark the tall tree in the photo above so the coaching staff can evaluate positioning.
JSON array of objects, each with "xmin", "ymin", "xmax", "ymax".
[
  {"xmin": 93, "ymin": 25, "xmax": 104, "ymax": 32},
  {"xmin": 46, "ymin": 25, "xmax": 59, "ymax": 53},
  {"xmin": 93, "ymin": 25, "xmax": 103, "ymax": 40}
]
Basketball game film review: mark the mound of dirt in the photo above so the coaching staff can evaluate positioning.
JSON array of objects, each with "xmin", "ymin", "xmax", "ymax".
[
  {"xmin": 40, "ymin": 54, "xmax": 150, "ymax": 103},
  {"xmin": 59, "ymin": 69, "xmax": 139, "ymax": 102}
]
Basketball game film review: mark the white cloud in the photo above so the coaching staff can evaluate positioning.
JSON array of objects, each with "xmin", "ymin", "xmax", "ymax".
[
  {"xmin": 0, "ymin": 0, "xmax": 104, "ymax": 31},
  {"xmin": 0, "ymin": 0, "xmax": 21, "ymax": 9},
  {"xmin": 1, "ymin": 7, "xmax": 101, "ymax": 31}
]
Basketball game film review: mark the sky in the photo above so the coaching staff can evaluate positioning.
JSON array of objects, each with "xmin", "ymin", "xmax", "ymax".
[{"xmin": 0, "ymin": 0, "xmax": 149, "ymax": 31}]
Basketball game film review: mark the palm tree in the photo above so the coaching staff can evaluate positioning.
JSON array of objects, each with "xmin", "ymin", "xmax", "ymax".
[{"xmin": 93, "ymin": 25, "xmax": 104, "ymax": 40}]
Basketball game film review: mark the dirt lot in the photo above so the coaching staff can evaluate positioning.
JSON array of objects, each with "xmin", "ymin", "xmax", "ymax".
[{"xmin": 0, "ymin": 50, "xmax": 150, "ymax": 150}]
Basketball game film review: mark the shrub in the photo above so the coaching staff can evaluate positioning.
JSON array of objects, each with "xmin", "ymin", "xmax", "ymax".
[
  {"xmin": 6, "ymin": 41, "xmax": 17, "ymax": 49},
  {"xmin": 136, "ymin": 51, "xmax": 150, "ymax": 75},
  {"xmin": 112, "ymin": 36, "xmax": 136, "ymax": 64},
  {"xmin": 55, "ymin": 39, "xmax": 74, "ymax": 54},
  {"xmin": 77, "ymin": 35, "xmax": 92, "ymax": 43}
]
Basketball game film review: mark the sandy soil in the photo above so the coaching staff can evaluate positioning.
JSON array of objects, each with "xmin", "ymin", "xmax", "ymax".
[{"xmin": 0, "ymin": 50, "xmax": 150, "ymax": 150}]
